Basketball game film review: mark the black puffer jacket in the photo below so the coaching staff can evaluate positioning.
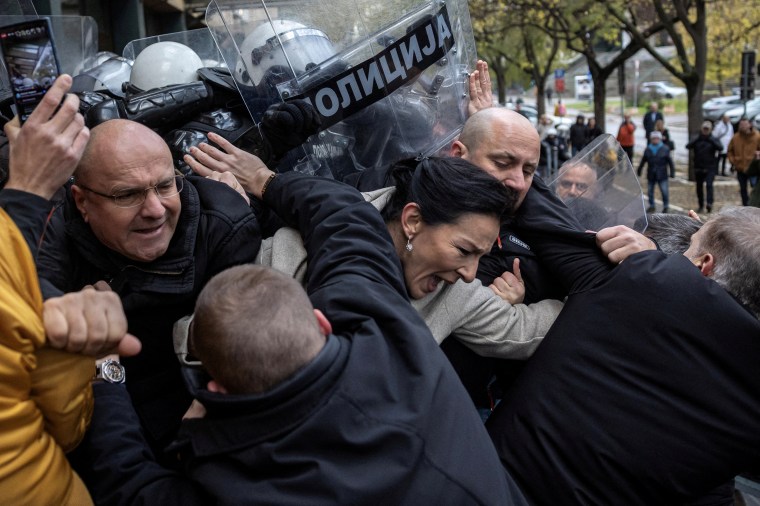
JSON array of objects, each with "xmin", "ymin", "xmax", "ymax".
[
  {"xmin": 685, "ymin": 133, "xmax": 723, "ymax": 171},
  {"xmin": 37, "ymin": 175, "xmax": 260, "ymax": 453}
]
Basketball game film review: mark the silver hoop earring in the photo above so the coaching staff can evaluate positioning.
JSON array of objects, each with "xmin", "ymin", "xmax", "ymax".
[{"xmin": 405, "ymin": 237, "xmax": 413, "ymax": 252}]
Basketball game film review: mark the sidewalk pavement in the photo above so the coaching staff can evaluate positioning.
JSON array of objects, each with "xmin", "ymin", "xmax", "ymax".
[{"xmin": 651, "ymin": 170, "xmax": 744, "ymax": 216}]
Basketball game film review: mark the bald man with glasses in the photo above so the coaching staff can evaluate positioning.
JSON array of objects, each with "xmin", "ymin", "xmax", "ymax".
[{"xmin": 36, "ymin": 119, "xmax": 261, "ymax": 462}]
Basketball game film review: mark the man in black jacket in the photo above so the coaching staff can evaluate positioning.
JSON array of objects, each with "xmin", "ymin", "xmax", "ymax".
[
  {"xmin": 486, "ymin": 177, "xmax": 760, "ymax": 504},
  {"xmin": 643, "ymin": 101, "xmax": 664, "ymax": 141},
  {"xmin": 34, "ymin": 119, "xmax": 261, "ymax": 460},
  {"xmin": 686, "ymin": 121, "xmax": 724, "ymax": 213},
  {"xmin": 78, "ymin": 170, "xmax": 525, "ymax": 505},
  {"xmin": 568, "ymin": 114, "xmax": 587, "ymax": 156}
]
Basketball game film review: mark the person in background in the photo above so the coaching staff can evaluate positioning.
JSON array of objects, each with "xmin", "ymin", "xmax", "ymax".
[
  {"xmin": 555, "ymin": 98, "xmax": 566, "ymax": 118},
  {"xmin": 585, "ymin": 117, "xmax": 603, "ymax": 147},
  {"xmin": 514, "ymin": 98, "xmax": 529, "ymax": 120},
  {"xmin": 727, "ymin": 117, "xmax": 760, "ymax": 206},
  {"xmin": 685, "ymin": 121, "xmax": 723, "ymax": 214},
  {"xmin": 536, "ymin": 114, "xmax": 554, "ymax": 141},
  {"xmin": 643, "ymin": 102, "xmax": 664, "ymax": 141},
  {"xmin": 745, "ymin": 152, "xmax": 760, "ymax": 208},
  {"xmin": 637, "ymin": 130, "xmax": 675, "ymax": 213},
  {"xmin": 569, "ymin": 114, "xmax": 587, "ymax": 156},
  {"xmin": 712, "ymin": 113, "xmax": 734, "ymax": 176},
  {"xmin": 616, "ymin": 114, "xmax": 636, "ymax": 162},
  {"xmin": 538, "ymin": 127, "xmax": 569, "ymax": 178},
  {"xmin": 654, "ymin": 118, "xmax": 674, "ymax": 154}
]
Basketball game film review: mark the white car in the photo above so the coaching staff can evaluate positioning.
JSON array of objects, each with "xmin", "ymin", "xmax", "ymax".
[
  {"xmin": 702, "ymin": 95, "xmax": 744, "ymax": 122},
  {"xmin": 639, "ymin": 81, "xmax": 687, "ymax": 99},
  {"xmin": 723, "ymin": 98, "xmax": 760, "ymax": 126}
]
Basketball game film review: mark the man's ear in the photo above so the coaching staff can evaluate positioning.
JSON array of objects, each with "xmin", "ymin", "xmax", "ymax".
[
  {"xmin": 696, "ymin": 253, "xmax": 715, "ymax": 277},
  {"xmin": 207, "ymin": 379, "xmax": 228, "ymax": 394},
  {"xmin": 399, "ymin": 203, "xmax": 422, "ymax": 239},
  {"xmin": 313, "ymin": 308, "xmax": 332, "ymax": 336},
  {"xmin": 71, "ymin": 185, "xmax": 89, "ymax": 223},
  {"xmin": 450, "ymin": 140, "xmax": 467, "ymax": 158}
]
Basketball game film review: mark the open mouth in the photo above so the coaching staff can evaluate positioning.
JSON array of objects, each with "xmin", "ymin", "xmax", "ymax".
[
  {"xmin": 425, "ymin": 275, "xmax": 443, "ymax": 294},
  {"xmin": 133, "ymin": 222, "xmax": 165, "ymax": 236}
]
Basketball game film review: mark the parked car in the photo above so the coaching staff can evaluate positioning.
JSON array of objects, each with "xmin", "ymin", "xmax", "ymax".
[
  {"xmin": 505, "ymin": 101, "xmax": 538, "ymax": 126},
  {"xmin": 546, "ymin": 114, "xmax": 574, "ymax": 138},
  {"xmin": 639, "ymin": 81, "xmax": 687, "ymax": 99},
  {"xmin": 702, "ymin": 95, "xmax": 744, "ymax": 122},
  {"xmin": 722, "ymin": 97, "xmax": 760, "ymax": 127},
  {"xmin": 752, "ymin": 115, "xmax": 760, "ymax": 132}
]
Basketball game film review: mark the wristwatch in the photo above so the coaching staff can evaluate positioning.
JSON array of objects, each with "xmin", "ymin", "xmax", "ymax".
[{"xmin": 95, "ymin": 359, "xmax": 126, "ymax": 384}]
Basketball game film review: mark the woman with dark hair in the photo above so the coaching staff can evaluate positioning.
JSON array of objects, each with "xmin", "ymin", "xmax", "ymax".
[{"xmin": 185, "ymin": 140, "xmax": 562, "ymax": 360}]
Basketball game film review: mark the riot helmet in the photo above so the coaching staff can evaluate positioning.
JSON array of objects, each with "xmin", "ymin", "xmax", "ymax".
[
  {"xmin": 236, "ymin": 19, "xmax": 335, "ymax": 88},
  {"xmin": 71, "ymin": 53, "xmax": 133, "ymax": 96},
  {"xmin": 129, "ymin": 41, "xmax": 203, "ymax": 91}
]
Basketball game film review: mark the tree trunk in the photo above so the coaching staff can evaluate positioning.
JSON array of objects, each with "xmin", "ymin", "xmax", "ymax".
[
  {"xmin": 535, "ymin": 76, "xmax": 547, "ymax": 117},
  {"xmin": 587, "ymin": 61, "xmax": 608, "ymax": 132},
  {"xmin": 490, "ymin": 57, "xmax": 507, "ymax": 105}
]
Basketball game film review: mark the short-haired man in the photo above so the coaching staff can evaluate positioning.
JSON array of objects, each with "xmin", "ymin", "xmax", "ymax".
[
  {"xmin": 685, "ymin": 120, "xmax": 723, "ymax": 213},
  {"xmin": 727, "ymin": 117, "xmax": 760, "ymax": 206},
  {"xmin": 36, "ymin": 119, "xmax": 261, "ymax": 456},
  {"xmin": 643, "ymin": 102, "xmax": 664, "ymax": 141},
  {"xmin": 486, "ymin": 176, "xmax": 760, "ymax": 503},
  {"xmin": 569, "ymin": 114, "xmax": 587, "ymax": 156}
]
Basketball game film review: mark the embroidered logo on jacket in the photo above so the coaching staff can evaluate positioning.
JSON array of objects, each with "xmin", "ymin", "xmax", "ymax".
[{"xmin": 508, "ymin": 235, "xmax": 530, "ymax": 250}]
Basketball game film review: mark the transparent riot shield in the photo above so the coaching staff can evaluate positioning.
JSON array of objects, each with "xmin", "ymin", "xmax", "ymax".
[
  {"xmin": 206, "ymin": 0, "xmax": 477, "ymax": 181},
  {"xmin": 548, "ymin": 134, "xmax": 648, "ymax": 233},
  {"xmin": 0, "ymin": 0, "xmax": 36, "ymax": 15}
]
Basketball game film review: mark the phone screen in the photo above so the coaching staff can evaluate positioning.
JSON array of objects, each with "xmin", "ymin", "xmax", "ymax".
[{"xmin": 0, "ymin": 19, "xmax": 61, "ymax": 123}]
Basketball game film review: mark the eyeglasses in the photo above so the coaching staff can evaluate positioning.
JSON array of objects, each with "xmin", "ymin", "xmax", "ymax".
[
  {"xmin": 76, "ymin": 174, "xmax": 184, "ymax": 208},
  {"xmin": 558, "ymin": 180, "xmax": 590, "ymax": 192}
]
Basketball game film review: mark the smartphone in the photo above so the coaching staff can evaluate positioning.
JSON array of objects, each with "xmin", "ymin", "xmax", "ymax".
[{"xmin": 0, "ymin": 18, "xmax": 61, "ymax": 123}]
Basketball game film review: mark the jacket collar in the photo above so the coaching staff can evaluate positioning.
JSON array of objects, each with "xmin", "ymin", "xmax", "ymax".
[
  {"xmin": 65, "ymin": 181, "xmax": 200, "ymax": 293},
  {"xmin": 175, "ymin": 334, "xmax": 347, "ymax": 456}
]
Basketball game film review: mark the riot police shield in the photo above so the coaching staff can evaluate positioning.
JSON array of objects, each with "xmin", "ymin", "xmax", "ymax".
[
  {"xmin": 548, "ymin": 134, "xmax": 648, "ymax": 233},
  {"xmin": 206, "ymin": 0, "xmax": 477, "ymax": 181}
]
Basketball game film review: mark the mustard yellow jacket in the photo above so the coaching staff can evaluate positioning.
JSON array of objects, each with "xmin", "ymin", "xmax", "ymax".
[{"xmin": 0, "ymin": 209, "xmax": 94, "ymax": 505}]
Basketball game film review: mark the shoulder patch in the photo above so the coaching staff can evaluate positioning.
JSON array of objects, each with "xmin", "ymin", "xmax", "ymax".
[{"xmin": 508, "ymin": 235, "xmax": 530, "ymax": 251}]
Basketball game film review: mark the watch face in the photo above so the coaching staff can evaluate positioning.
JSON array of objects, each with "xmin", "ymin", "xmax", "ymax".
[{"xmin": 103, "ymin": 361, "xmax": 125, "ymax": 383}]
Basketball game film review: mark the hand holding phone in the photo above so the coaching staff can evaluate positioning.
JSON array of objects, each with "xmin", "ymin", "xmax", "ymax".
[
  {"xmin": 3, "ymin": 74, "xmax": 89, "ymax": 200},
  {"xmin": 0, "ymin": 18, "xmax": 62, "ymax": 123}
]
